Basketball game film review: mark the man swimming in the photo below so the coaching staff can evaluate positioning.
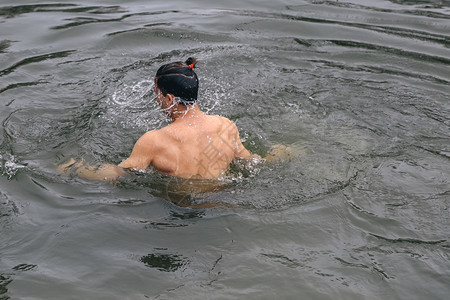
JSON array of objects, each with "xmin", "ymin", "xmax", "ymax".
[{"xmin": 60, "ymin": 57, "xmax": 263, "ymax": 180}]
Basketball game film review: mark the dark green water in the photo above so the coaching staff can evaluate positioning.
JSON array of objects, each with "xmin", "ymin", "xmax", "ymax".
[{"xmin": 1, "ymin": 0, "xmax": 449, "ymax": 299}]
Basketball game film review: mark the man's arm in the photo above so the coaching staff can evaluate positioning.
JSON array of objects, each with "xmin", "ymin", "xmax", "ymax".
[
  {"xmin": 230, "ymin": 122, "xmax": 293, "ymax": 162},
  {"xmin": 58, "ymin": 158, "xmax": 126, "ymax": 181},
  {"xmin": 118, "ymin": 131, "xmax": 156, "ymax": 170},
  {"xmin": 231, "ymin": 122, "xmax": 261, "ymax": 160},
  {"xmin": 235, "ymin": 140, "xmax": 260, "ymax": 160},
  {"xmin": 75, "ymin": 163, "xmax": 126, "ymax": 181},
  {"xmin": 58, "ymin": 131, "xmax": 157, "ymax": 181}
]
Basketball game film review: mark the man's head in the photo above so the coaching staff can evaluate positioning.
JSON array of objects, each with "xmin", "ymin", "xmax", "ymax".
[{"xmin": 154, "ymin": 57, "xmax": 199, "ymax": 105}]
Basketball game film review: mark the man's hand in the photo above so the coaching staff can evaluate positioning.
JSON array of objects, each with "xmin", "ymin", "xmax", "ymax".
[
  {"xmin": 57, "ymin": 158, "xmax": 82, "ymax": 175},
  {"xmin": 265, "ymin": 144, "xmax": 294, "ymax": 162}
]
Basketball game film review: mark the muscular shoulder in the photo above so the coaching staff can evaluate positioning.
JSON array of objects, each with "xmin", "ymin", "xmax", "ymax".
[
  {"xmin": 119, "ymin": 130, "xmax": 161, "ymax": 169},
  {"xmin": 212, "ymin": 115, "xmax": 233, "ymax": 124},
  {"xmin": 210, "ymin": 115, "xmax": 238, "ymax": 134},
  {"xmin": 136, "ymin": 130, "xmax": 157, "ymax": 146},
  {"xmin": 139, "ymin": 130, "xmax": 160, "ymax": 142},
  {"xmin": 133, "ymin": 130, "xmax": 167, "ymax": 153}
]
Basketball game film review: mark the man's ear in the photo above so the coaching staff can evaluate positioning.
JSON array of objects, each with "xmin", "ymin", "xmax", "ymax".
[{"xmin": 166, "ymin": 94, "xmax": 174, "ymax": 105}]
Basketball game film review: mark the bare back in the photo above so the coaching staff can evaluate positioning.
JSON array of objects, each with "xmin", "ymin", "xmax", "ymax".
[{"xmin": 119, "ymin": 114, "xmax": 251, "ymax": 179}]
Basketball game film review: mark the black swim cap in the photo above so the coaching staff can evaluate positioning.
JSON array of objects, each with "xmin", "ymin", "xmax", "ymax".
[{"xmin": 155, "ymin": 57, "xmax": 199, "ymax": 105}]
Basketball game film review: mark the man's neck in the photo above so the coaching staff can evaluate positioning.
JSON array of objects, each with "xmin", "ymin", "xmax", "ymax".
[{"xmin": 170, "ymin": 103, "xmax": 204, "ymax": 122}]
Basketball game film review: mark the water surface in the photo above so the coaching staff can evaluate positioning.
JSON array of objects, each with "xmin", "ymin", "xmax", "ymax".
[{"xmin": 1, "ymin": 0, "xmax": 449, "ymax": 299}]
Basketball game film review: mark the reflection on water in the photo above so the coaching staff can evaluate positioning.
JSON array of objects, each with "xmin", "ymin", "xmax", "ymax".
[
  {"xmin": 1, "ymin": 0, "xmax": 449, "ymax": 299},
  {"xmin": 0, "ymin": 274, "xmax": 12, "ymax": 298},
  {"xmin": 0, "ymin": 40, "xmax": 11, "ymax": 53},
  {"xmin": 140, "ymin": 252, "xmax": 188, "ymax": 272}
]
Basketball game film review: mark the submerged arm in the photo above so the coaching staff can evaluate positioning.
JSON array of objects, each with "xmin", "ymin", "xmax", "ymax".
[
  {"xmin": 58, "ymin": 158, "xmax": 126, "ymax": 181},
  {"xmin": 75, "ymin": 163, "xmax": 126, "ymax": 181}
]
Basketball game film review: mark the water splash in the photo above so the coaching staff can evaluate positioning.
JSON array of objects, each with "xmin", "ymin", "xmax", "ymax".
[
  {"xmin": 102, "ymin": 79, "xmax": 167, "ymax": 131},
  {"xmin": 109, "ymin": 79, "xmax": 154, "ymax": 108},
  {"xmin": 0, "ymin": 153, "xmax": 26, "ymax": 179}
]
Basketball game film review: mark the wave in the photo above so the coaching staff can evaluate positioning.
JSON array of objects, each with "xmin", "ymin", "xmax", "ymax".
[
  {"xmin": 370, "ymin": 233, "xmax": 447, "ymax": 245},
  {"xmin": 0, "ymin": 50, "xmax": 76, "ymax": 77},
  {"xmin": 0, "ymin": 3, "xmax": 127, "ymax": 19}
]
